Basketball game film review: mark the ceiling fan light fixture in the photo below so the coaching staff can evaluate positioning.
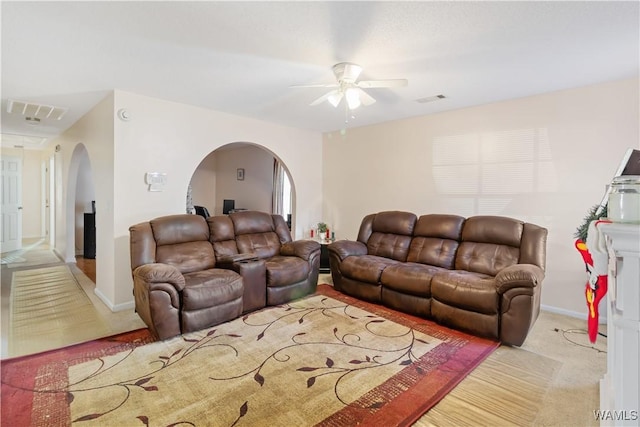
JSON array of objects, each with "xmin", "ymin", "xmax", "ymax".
[
  {"xmin": 328, "ymin": 92, "xmax": 343, "ymax": 108},
  {"xmin": 345, "ymin": 88, "xmax": 361, "ymax": 109},
  {"xmin": 293, "ymin": 62, "xmax": 406, "ymax": 115},
  {"xmin": 335, "ymin": 62, "xmax": 363, "ymax": 83}
]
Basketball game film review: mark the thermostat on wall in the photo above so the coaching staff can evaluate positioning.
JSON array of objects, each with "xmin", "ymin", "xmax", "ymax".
[{"xmin": 145, "ymin": 172, "xmax": 167, "ymax": 192}]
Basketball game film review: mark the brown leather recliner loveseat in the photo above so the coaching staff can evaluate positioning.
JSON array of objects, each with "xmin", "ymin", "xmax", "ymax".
[
  {"xmin": 328, "ymin": 211, "xmax": 547, "ymax": 346},
  {"xmin": 130, "ymin": 211, "xmax": 320, "ymax": 340}
]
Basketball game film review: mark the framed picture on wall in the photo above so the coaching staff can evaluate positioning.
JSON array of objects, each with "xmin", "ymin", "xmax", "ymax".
[{"xmin": 237, "ymin": 168, "xmax": 245, "ymax": 181}]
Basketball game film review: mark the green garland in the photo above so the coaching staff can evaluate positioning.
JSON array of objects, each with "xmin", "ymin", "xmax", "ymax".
[{"xmin": 574, "ymin": 204, "xmax": 608, "ymax": 242}]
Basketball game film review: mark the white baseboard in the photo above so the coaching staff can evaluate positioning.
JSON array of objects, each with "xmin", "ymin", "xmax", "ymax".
[
  {"xmin": 52, "ymin": 248, "xmax": 75, "ymax": 264},
  {"xmin": 23, "ymin": 234, "xmax": 44, "ymax": 240},
  {"xmin": 541, "ymin": 304, "xmax": 607, "ymax": 324},
  {"xmin": 93, "ymin": 287, "xmax": 135, "ymax": 312}
]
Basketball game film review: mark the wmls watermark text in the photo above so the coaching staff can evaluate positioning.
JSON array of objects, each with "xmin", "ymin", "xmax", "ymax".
[{"xmin": 594, "ymin": 410, "xmax": 639, "ymax": 422}]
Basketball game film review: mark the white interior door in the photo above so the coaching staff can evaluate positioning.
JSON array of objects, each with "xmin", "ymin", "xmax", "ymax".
[
  {"xmin": 1, "ymin": 156, "xmax": 23, "ymax": 253},
  {"xmin": 48, "ymin": 155, "xmax": 55, "ymax": 247}
]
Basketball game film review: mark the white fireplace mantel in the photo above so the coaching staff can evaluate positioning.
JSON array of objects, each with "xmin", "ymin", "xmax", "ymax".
[{"xmin": 599, "ymin": 222, "xmax": 640, "ymax": 426}]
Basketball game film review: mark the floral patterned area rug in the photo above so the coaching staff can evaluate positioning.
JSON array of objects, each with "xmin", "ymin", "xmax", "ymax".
[{"xmin": 1, "ymin": 285, "xmax": 499, "ymax": 427}]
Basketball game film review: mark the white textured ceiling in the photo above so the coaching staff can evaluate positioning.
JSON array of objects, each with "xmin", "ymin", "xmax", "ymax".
[{"xmin": 1, "ymin": 1, "xmax": 638, "ymax": 149}]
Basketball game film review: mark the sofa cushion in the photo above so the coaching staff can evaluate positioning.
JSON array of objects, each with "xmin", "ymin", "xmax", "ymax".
[
  {"xmin": 365, "ymin": 211, "xmax": 416, "ymax": 262},
  {"xmin": 455, "ymin": 216, "xmax": 524, "ymax": 276},
  {"xmin": 455, "ymin": 242, "xmax": 520, "ymax": 277},
  {"xmin": 228, "ymin": 211, "xmax": 282, "ymax": 259},
  {"xmin": 407, "ymin": 214, "xmax": 464, "ymax": 268},
  {"xmin": 413, "ymin": 214, "xmax": 465, "ymax": 240},
  {"xmin": 231, "ymin": 210, "xmax": 275, "ymax": 234},
  {"xmin": 381, "ymin": 262, "xmax": 448, "ymax": 297},
  {"xmin": 341, "ymin": 255, "xmax": 400, "ymax": 283},
  {"xmin": 156, "ymin": 241, "xmax": 216, "ymax": 274},
  {"xmin": 207, "ymin": 215, "xmax": 239, "ymax": 257},
  {"xmin": 151, "ymin": 215, "xmax": 210, "ymax": 245},
  {"xmin": 431, "ymin": 271, "xmax": 498, "ymax": 314},
  {"xmin": 182, "ymin": 269, "xmax": 243, "ymax": 311},
  {"xmin": 236, "ymin": 233, "xmax": 281, "ymax": 259},
  {"xmin": 371, "ymin": 211, "xmax": 417, "ymax": 235},
  {"xmin": 407, "ymin": 238, "xmax": 459, "ymax": 269},
  {"xmin": 367, "ymin": 233, "xmax": 413, "ymax": 262},
  {"xmin": 151, "ymin": 215, "xmax": 216, "ymax": 273},
  {"xmin": 265, "ymin": 256, "xmax": 310, "ymax": 287},
  {"xmin": 461, "ymin": 216, "xmax": 524, "ymax": 247}
]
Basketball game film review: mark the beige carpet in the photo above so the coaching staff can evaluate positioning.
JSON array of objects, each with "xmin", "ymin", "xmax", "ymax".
[
  {"xmin": 416, "ymin": 346, "xmax": 561, "ymax": 426},
  {"xmin": 519, "ymin": 310, "xmax": 606, "ymax": 426},
  {"xmin": 9, "ymin": 265, "xmax": 111, "ymax": 357}
]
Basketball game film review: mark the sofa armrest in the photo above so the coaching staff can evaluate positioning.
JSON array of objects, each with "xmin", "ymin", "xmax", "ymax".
[
  {"xmin": 132, "ymin": 263, "xmax": 185, "ymax": 339},
  {"xmin": 133, "ymin": 263, "xmax": 186, "ymax": 292},
  {"xmin": 280, "ymin": 240, "xmax": 321, "ymax": 260},
  {"xmin": 495, "ymin": 264, "xmax": 545, "ymax": 294},
  {"xmin": 327, "ymin": 240, "xmax": 368, "ymax": 261}
]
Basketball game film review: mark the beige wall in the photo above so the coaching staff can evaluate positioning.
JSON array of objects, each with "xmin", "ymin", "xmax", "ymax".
[
  {"xmin": 213, "ymin": 145, "xmax": 274, "ymax": 215},
  {"xmin": 191, "ymin": 151, "xmax": 217, "ymax": 214},
  {"xmin": 48, "ymin": 92, "xmax": 115, "ymax": 305},
  {"xmin": 49, "ymin": 90, "xmax": 322, "ymax": 309},
  {"xmin": 323, "ymin": 77, "xmax": 640, "ymax": 318},
  {"xmin": 39, "ymin": 78, "xmax": 638, "ymax": 316},
  {"xmin": 108, "ymin": 91, "xmax": 321, "ymax": 308}
]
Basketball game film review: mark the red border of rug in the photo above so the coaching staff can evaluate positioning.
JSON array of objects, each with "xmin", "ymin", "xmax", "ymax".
[
  {"xmin": 315, "ymin": 285, "xmax": 500, "ymax": 426},
  {"xmin": 1, "ymin": 285, "xmax": 499, "ymax": 426},
  {"xmin": 1, "ymin": 328, "xmax": 154, "ymax": 427}
]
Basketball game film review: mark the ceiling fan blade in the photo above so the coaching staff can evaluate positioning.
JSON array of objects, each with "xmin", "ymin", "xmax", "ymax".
[
  {"xmin": 357, "ymin": 88, "xmax": 376, "ymax": 106},
  {"xmin": 310, "ymin": 90, "xmax": 341, "ymax": 106},
  {"xmin": 357, "ymin": 79, "xmax": 408, "ymax": 89},
  {"xmin": 289, "ymin": 83, "xmax": 339, "ymax": 89}
]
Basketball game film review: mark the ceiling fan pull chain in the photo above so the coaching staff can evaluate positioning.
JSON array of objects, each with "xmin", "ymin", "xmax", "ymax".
[{"xmin": 344, "ymin": 101, "xmax": 349, "ymax": 124}]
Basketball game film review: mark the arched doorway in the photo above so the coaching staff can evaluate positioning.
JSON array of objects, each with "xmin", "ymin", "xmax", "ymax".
[
  {"xmin": 65, "ymin": 143, "xmax": 96, "ymax": 275},
  {"xmin": 187, "ymin": 142, "xmax": 295, "ymax": 227}
]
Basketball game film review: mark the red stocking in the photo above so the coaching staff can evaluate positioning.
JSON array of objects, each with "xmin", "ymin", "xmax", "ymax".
[
  {"xmin": 584, "ymin": 275, "xmax": 607, "ymax": 343},
  {"xmin": 576, "ymin": 239, "xmax": 607, "ymax": 343}
]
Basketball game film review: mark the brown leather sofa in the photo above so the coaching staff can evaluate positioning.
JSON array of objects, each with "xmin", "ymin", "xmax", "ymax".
[
  {"xmin": 130, "ymin": 211, "xmax": 320, "ymax": 340},
  {"xmin": 327, "ymin": 211, "xmax": 548, "ymax": 346}
]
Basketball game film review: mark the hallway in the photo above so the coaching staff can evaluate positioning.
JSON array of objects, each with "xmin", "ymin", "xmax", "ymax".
[{"xmin": 1, "ymin": 238, "xmax": 145, "ymax": 359}]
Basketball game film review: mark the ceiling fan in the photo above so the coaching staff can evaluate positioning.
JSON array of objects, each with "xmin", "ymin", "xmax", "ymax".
[{"xmin": 291, "ymin": 63, "xmax": 408, "ymax": 110}]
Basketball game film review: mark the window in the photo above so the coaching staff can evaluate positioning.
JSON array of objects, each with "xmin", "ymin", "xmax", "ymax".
[{"xmin": 273, "ymin": 160, "xmax": 292, "ymax": 220}]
